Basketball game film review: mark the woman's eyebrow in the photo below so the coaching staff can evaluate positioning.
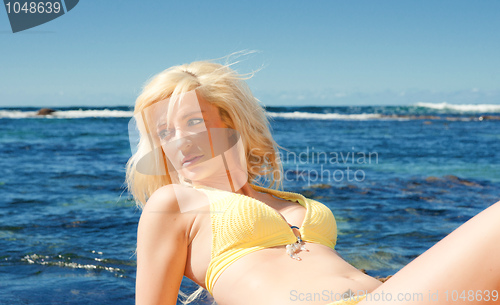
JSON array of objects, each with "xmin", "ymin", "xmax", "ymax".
[{"xmin": 181, "ymin": 110, "xmax": 205, "ymax": 120}]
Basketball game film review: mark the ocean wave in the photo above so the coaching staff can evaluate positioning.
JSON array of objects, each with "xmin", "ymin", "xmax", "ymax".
[
  {"xmin": 2, "ymin": 109, "xmax": 384, "ymax": 120},
  {"xmin": 0, "ymin": 110, "xmax": 38, "ymax": 118},
  {"xmin": 267, "ymin": 111, "xmax": 384, "ymax": 120},
  {"xmin": 0, "ymin": 109, "xmax": 133, "ymax": 119},
  {"xmin": 22, "ymin": 253, "xmax": 124, "ymax": 273},
  {"xmin": 53, "ymin": 109, "xmax": 133, "ymax": 118},
  {"xmin": 3, "ymin": 104, "xmax": 500, "ymax": 120},
  {"xmin": 415, "ymin": 102, "xmax": 500, "ymax": 113}
]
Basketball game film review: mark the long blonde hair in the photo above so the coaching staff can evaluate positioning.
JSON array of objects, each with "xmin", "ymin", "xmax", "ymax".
[{"xmin": 126, "ymin": 60, "xmax": 282, "ymax": 207}]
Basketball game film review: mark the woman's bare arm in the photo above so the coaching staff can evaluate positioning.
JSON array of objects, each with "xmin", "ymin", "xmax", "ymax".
[
  {"xmin": 359, "ymin": 200, "xmax": 500, "ymax": 304},
  {"xmin": 136, "ymin": 185, "xmax": 190, "ymax": 305}
]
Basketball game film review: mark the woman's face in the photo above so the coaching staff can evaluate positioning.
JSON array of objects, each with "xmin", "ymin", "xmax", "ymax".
[{"xmin": 155, "ymin": 92, "xmax": 229, "ymax": 182}]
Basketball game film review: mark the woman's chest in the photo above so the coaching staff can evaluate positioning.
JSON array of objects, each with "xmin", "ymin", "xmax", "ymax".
[{"xmin": 184, "ymin": 209, "xmax": 212, "ymax": 288}]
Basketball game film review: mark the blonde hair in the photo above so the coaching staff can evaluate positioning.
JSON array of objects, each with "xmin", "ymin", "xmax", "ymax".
[{"xmin": 126, "ymin": 60, "xmax": 282, "ymax": 207}]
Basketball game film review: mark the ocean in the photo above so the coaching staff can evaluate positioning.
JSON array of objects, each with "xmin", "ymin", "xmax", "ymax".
[{"xmin": 1, "ymin": 103, "xmax": 499, "ymax": 304}]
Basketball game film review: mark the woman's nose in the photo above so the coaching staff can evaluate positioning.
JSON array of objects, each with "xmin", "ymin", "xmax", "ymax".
[{"xmin": 173, "ymin": 129, "xmax": 193, "ymax": 151}]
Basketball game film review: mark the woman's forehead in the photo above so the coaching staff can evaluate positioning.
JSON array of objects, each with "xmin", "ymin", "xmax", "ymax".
[
  {"xmin": 154, "ymin": 91, "xmax": 221, "ymax": 127},
  {"xmin": 152, "ymin": 90, "xmax": 204, "ymax": 126}
]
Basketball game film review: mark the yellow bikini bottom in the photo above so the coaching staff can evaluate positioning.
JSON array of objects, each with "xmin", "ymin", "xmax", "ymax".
[{"xmin": 328, "ymin": 295, "xmax": 366, "ymax": 305}]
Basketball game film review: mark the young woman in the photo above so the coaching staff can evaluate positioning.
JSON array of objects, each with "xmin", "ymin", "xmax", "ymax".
[{"xmin": 126, "ymin": 60, "xmax": 500, "ymax": 305}]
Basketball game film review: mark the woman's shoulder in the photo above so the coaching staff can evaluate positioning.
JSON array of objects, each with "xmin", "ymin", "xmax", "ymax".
[
  {"xmin": 144, "ymin": 184, "xmax": 211, "ymax": 214},
  {"xmin": 138, "ymin": 184, "xmax": 208, "ymax": 241}
]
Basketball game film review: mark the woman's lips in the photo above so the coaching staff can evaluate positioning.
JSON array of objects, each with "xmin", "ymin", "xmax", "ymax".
[{"xmin": 182, "ymin": 155, "xmax": 204, "ymax": 167}]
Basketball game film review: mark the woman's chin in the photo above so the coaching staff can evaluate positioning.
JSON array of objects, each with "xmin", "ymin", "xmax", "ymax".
[{"xmin": 178, "ymin": 166, "xmax": 213, "ymax": 182}]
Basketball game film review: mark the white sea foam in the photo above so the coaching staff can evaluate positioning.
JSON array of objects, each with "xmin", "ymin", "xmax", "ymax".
[
  {"xmin": 0, "ymin": 109, "xmax": 133, "ymax": 119},
  {"xmin": 3, "ymin": 109, "xmax": 383, "ymax": 120},
  {"xmin": 415, "ymin": 102, "xmax": 500, "ymax": 113},
  {"xmin": 52, "ymin": 109, "xmax": 133, "ymax": 118},
  {"xmin": 0, "ymin": 110, "xmax": 38, "ymax": 118},
  {"xmin": 267, "ymin": 111, "xmax": 383, "ymax": 120}
]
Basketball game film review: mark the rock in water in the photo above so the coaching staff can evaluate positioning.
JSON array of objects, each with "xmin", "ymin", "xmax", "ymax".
[{"xmin": 37, "ymin": 108, "xmax": 56, "ymax": 115}]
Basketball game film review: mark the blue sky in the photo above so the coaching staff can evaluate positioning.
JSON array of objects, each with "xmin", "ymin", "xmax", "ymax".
[{"xmin": 1, "ymin": 0, "xmax": 499, "ymax": 107}]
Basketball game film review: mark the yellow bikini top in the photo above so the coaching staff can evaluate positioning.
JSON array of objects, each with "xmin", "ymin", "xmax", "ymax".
[{"xmin": 197, "ymin": 184, "xmax": 337, "ymax": 295}]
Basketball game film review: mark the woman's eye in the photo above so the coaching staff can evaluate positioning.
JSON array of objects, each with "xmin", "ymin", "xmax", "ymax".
[
  {"xmin": 187, "ymin": 118, "xmax": 204, "ymax": 126},
  {"xmin": 158, "ymin": 129, "xmax": 174, "ymax": 141}
]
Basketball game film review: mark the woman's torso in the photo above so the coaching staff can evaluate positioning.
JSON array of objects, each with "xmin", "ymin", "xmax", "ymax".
[{"xmin": 181, "ymin": 185, "xmax": 382, "ymax": 305}]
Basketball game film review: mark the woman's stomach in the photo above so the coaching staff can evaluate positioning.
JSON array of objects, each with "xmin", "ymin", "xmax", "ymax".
[{"xmin": 211, "ymin": 243, "xmax": 382, "ymax": 305}]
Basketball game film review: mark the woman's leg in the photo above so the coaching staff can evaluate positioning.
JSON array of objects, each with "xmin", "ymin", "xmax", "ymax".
[{"xmin": 358, "ymin": 200, "xmax": 500, "ymax": 305}]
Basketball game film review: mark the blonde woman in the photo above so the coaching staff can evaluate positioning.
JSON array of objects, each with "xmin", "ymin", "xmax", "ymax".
[{"xmin": 126, "ymin": 60, "xmax": 500, "ymax": 305}]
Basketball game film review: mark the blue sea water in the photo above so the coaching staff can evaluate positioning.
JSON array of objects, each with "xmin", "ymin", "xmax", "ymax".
[{"xmin": 1, "ymin": 104, "xmax": 499, "ymax": 304}]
